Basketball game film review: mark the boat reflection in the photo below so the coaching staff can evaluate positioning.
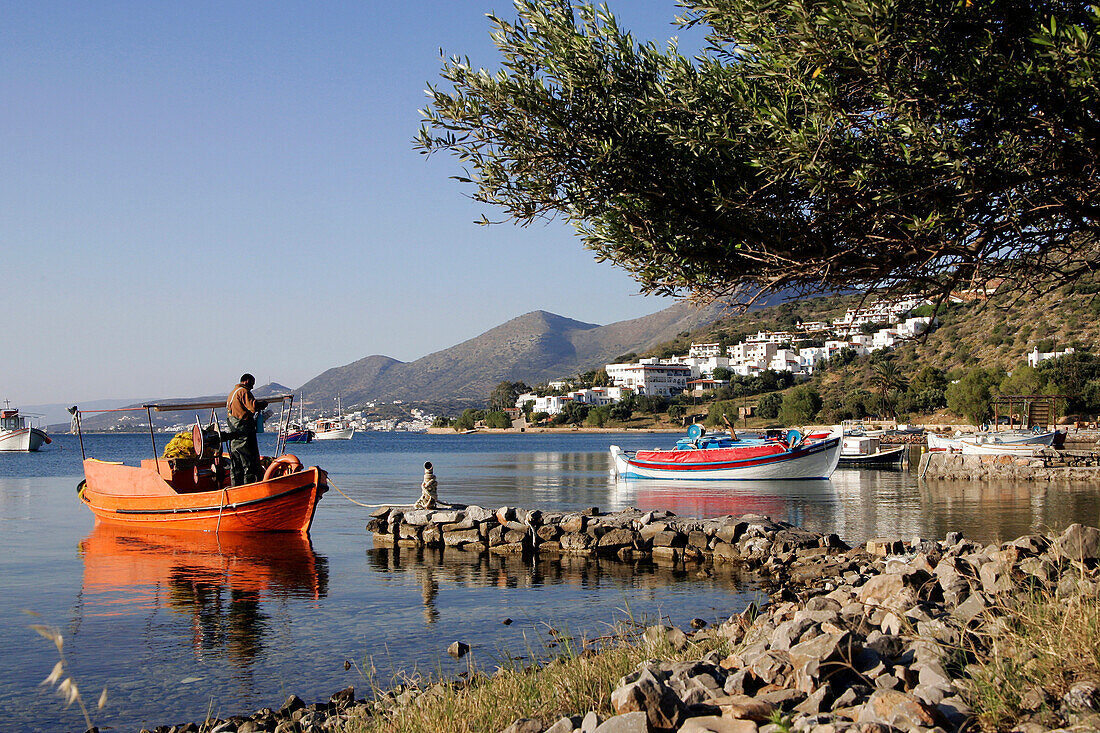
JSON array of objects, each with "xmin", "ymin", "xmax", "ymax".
[
  {"xmin": 611, "ymin": 476, "xmax": 838, "ymax": 523},
  {"xmin": 79, "ymin": 525, "xmax": 328, "ymax": 665}
]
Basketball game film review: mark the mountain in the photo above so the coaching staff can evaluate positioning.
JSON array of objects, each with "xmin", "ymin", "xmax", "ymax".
[{"xmin": 297, "ymin": 301, "xmax": 733, "ymax": 409}]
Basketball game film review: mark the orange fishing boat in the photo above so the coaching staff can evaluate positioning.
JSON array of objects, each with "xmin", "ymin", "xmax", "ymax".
[{"xmin": 73, "ymin": 396, "xmax": 327, "ymax": 533}]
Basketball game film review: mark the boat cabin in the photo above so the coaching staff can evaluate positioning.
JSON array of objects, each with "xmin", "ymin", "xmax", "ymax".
[{"xmin": 1, "ymin": 409, "xmax": 25, "ymax": 431}]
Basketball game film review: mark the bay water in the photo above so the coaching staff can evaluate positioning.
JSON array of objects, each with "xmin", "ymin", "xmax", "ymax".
[{"xmin": 2, "ymin": 431, "xmax": 1098, "ymax": 731}]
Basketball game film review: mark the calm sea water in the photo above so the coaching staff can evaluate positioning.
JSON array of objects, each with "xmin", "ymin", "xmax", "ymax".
[{"xmin": 2, "ymin": 432, "xmax": 1099, "ymax": 732}]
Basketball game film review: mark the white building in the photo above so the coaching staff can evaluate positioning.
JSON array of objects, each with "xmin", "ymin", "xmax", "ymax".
[
  {"xmin": 896, "ymin": 316, "xmax": 934, "ymax": 338},
  {"xmin": 729, "ymin": 341, "xmax": 780, "ymax": 365},
  {"xmin": 1028, "ymin": 346, "xmax": 1075, "ymax": 368},
  {"xmin": 745, "ymin": 330, "xmax": 795, "ymax": 345},
  {"xmin": 605, "ymin": 359, "xmax": 692, "ymax": 396},
  {"xmin": 769, "ymin": 349, "xmax": 803, "ymax": 374},
  {"xmin": 667, "ymin": 353, "xmax": 731, "ymax": 379},
  {"xmin": 688, "ymin": 342, "xmax": 723, "ymax": 358},
  {"xmin": 799, "ymin": 347, "xmax": 829, "ymax": 373},
  {"xmin": 515, "ymin": 394, "xmax": 573, "ymax": 415}
]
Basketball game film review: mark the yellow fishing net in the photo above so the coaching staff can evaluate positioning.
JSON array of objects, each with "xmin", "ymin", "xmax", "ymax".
[{"xmin": 162, "ymin": 431, "xmax": 197, "ymax": 459}]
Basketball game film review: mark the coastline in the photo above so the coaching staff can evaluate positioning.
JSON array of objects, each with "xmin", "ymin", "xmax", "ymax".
[{"xmin": 143, "ymin": 505, "xmax": 1100, "ymax": 733}]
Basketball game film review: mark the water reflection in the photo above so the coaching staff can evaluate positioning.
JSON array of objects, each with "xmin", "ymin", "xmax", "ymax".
[
  {"xmin": 611, "ymin": 470, "xmax": 1100, "ymax": 546},
  {"xmin": 365, "ymin": 544, "xmax": 767, "ymax": 630},
  {"xmin": 78, "ymin": 525, "xmax": 329, "ymax": 666}
]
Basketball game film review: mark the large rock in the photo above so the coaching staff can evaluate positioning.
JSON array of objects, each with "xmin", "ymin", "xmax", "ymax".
[
  {"xmin": 610, "ymin": 668, "xmax": 684, "ymax": 730},
  {"xmin": 679, "ymin": 716, "xmax": 758, "ymax": 733},
  {"xmin": 710, "ymin": 695, "xmax": 777, "ymax": 721},
  {"xmin": 592, "ymin": 711, "xmax": 648, "ymax": 733},
  {"xmin": 443, "ymin": 528, "xmax": 483, "ymax": 547},
  {"xmin": 1054, "ymin": 523, "xmax": 1100, "ymax": 562},
  {"xmin": 598, "ymin": 528, "xmax": 641, "ymax": 551},
  {"xmin": 500, "ymin": 719, "xmax": 543, "ymax": 733},
  {"xmin": 857, "ymin": 689, "xmax": 943, "ymax": 729},
  {"xmin": 857, "ymin": 571, "xmax": 925, "ymax": 611},
  {"xmin": 560, "ymin": 532, "xmax": 597, "ymax": 552}
]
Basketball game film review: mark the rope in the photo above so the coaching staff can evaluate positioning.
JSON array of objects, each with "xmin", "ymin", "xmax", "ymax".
[{"xmin": 328, "ymin": 477, "xmax": 405, "ymax": 509}]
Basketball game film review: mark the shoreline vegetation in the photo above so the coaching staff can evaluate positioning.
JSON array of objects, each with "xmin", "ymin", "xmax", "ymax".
[{"xmin": 129, "ymin": 507, "xmax": 1100, "ymax": 733}]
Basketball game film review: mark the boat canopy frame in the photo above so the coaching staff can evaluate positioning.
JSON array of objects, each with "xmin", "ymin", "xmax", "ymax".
[{"xmin": 69, "ymin": 394, "xmax": 298, "ymax": 465}]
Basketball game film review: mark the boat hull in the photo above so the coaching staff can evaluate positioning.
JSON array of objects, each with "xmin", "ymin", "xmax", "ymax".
[
  {"xmin": 314, "ymin": 427, "xmax": 353, "ymax": 440},
  {"xmin": 838, "ymin": 445, "xmax": 907, "ymax": 465},
  {"xmin": 283, "ymin": 430, "xmax": 313, "ymax": 444},
  {"xmin": 611, "ymin": 429, "xmax": 842, "ymax": 480},
  {"xmin": 0, "ymin": 427, "xmax": 49, "ymax": 452},
  {"xmin": 959, "ymin": 441, "xmax": 1045, "ymax": 457},
  {"xmin": 928, "ymin": 430, "xmax": 1055, "ymax": 452},
  {"xmin": 79, "ymin": 459, "xmax": 327, "ymax": 532}
]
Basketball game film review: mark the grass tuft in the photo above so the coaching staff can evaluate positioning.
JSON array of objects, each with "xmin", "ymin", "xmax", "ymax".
[
  {"xmin": 343, "ymin": 622, "xmax": 731, "ymax": 733},
  {"xmin": 963, "ymin": 574, "xmax": 1100, "ymax": 732}
]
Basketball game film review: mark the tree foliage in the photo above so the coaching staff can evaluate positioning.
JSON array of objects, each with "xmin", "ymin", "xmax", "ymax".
[
  {"xmin": 418, "ymin": 0, "xmax": 1100, "ymax": 306},
  {"xmin": 780, "ymin": 385, "xmax": 822, "ymax": 424},
  {"xmin": 756, "ymin": 392, "xmax": 783, "ymax": 419},
  {"xmin": 945, "ymin": 368, "xmax": 1004, "ymax": 424},
  {"xmin": 489, "ymin": 381, "xmax": 529, "ymax": 412}
]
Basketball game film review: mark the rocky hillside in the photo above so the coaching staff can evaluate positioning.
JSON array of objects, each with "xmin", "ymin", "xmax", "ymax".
[{"xmin": 297, "ymin": 300, "xmax": 734, "ymax": 410}]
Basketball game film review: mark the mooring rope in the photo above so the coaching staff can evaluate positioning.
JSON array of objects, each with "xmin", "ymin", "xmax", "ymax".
[{"xmin": 327, "ymin": 478, "xmax": 396, "ymax": 509}]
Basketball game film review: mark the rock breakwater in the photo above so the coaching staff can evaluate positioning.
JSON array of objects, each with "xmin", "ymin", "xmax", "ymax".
[{"xmin": 366, "ymin": 504, "xmax": 849, "ymax": 575}]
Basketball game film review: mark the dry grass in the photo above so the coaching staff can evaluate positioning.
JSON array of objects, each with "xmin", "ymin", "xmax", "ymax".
[
  {"xmin": 963, "ymin": 576, "xmax": 1100, "ymax": 731},
  {"xmin": 342, "ymin": 625, "xmax": 731, "ymax": 733}
]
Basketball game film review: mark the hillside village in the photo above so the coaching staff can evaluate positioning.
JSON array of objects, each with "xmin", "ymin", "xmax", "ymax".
[{"xmin": 517, "ymin": 295, "xmax": 938, "ymax": 416}]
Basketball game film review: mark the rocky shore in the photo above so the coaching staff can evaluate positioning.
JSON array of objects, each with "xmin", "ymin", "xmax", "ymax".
[{"xmin": 135, "ymin": 509, "xmax": 1100, "ymax": 733}]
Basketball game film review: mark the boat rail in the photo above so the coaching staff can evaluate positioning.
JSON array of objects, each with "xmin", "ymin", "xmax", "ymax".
[{"xmin": 69, "ymin": 394, "xmax": 299, "ymax": 466}]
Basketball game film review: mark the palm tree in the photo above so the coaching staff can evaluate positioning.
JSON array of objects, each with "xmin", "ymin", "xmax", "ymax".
[{"xmin": 872, "ymin": 362, "xmax": 909, "ymax": 418}]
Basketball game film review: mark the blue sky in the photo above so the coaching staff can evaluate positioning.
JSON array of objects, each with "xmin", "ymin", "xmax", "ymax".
[{"xmin": 1, "ymin": 1, "xmax": 702, "ymax": 404}]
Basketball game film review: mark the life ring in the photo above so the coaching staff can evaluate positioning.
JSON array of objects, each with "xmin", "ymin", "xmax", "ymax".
[{"xmin": 264, "ymin": 454, "xmax": 303, "ymax": 481}]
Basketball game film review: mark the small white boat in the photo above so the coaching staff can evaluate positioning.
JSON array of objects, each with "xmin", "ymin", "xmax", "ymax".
[
  {"xmin": 610, "ymin": 425, "xmax": 843, "ymax": 480},
  {"xmin": 312, "ymin": 393, "xmax": 354, "ymax": 440},
  {"xmin": 959, "ymin": 440, "xmax": 1046, "ymax": 457},
  {"xmin": 839, "ymin": 435, "xmax": 906, "ymax": 466},
  {"xmin": 0, "ymin": 403, "xmax": 51, "ymax": 452},
  {"xmin": 927, "ymin": 429, "xmax": 1056, "ymax": 452},
  {"xmin": 313, "ymin": 419, "xmax": 353, "ymax": 440}
]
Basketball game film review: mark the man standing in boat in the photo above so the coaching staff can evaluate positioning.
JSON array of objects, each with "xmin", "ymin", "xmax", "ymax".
[{"xmin": 226, "ymin": 373, "xmax": 268, "ymax": 485}]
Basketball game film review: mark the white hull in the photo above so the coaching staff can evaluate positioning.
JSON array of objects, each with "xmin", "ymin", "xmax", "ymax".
[
  {"xmin": 959, "ymin": 440, "xmax": 1045, "ymax": 456},
  {"xmin": 313, "ymin": 427, "xmax": 354, "ymax": 440},
  {"xmin": 928, "ymin": 430, "xmax": 1055, "ymax": 451},
  {"xmin": 610, "ymin": 428, "xmax": 842, "ymax": 481},
  {"xmin": 0, "ymin": 427, "xmax": 48, "ymax": 452}
]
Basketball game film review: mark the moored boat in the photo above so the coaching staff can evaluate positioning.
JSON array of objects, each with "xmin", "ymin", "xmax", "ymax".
[
  {"xmin": 0, "ymin": 402, "xmax": 51, "ymax": 452},
  {"xmin": 312, "ymin": 393, "xmax": 354, "ymax": 440},
  {"xmin": 839, "ymin": 435, "xmax": 906, "ymax": 466},
  {"xmin": 927, "ymin": 429, "xmax": 1056, "ymax": 452},
  {"xmin": 73, "ymin": 396, "xmax": 327, "ymax": 533},
  {"xmin": 958, "ymin": 440, "xmax": 1047, "ymax": 457},
  {"xmin": 283, "ymin": 426, "xmax": 315, "ymax": 444},
  {"xmin": 610, "ymin": 425, "xmax": 842, "ymax": 480},
  {"xmin": 312, "ymin": 419, "xmax": 353, "ymax": 440}
]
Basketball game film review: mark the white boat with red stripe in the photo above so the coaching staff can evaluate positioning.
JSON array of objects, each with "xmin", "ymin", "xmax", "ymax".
[{"xmin": 610, "ymin": 425, "xmax": 842, "ymax": 481}]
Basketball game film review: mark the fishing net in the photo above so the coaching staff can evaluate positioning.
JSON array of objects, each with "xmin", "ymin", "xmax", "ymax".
[{"xmin": 162, "ymin": 431, "xmax": 197, "ymax": 459}]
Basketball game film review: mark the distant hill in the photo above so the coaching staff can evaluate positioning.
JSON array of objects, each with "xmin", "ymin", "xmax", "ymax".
[{"xmin": 297, "ymin": 301, "xmax": 735, "ymax": 409}]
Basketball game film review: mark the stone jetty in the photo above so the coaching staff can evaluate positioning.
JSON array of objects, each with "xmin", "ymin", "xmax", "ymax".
[
  {"xmin": 366, "ymin": 504, "xmax": 848, "ymax": 571},
  {"xmin": 918, "ymin": 450, "xmax": 1100, "ymax": 481},
  {"xmin": 140, "ymin": 512, "xmax": 1100, "ymax": 733}
]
